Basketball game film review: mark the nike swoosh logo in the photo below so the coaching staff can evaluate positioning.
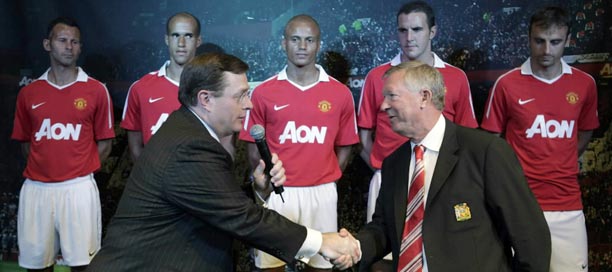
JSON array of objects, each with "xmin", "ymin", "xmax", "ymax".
[
  {"xmin": 89, "ymin": 250, "xmax": 96, "ymax": 257},
  {"xmin": 518, "ymin": 98, "xmax": 535, "ymax": 105},
  {"xmin": 31, "ymin": 102, "xmax": 46, "ymax": 109},
  {"xmin": 274, "ymin": 104, "xmax": 290, "ymax": 111},
  {"xmin": 149, "ymin": 97, "xmax": 164, "ymax": 103}
]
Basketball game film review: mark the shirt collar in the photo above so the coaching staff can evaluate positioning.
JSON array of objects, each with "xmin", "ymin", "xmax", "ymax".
[
  {"xmin": 188, "ymin": 108, "xmax": 220, "ymax": 143},
  {"xmin": 157, "ymin": 61, "xmax": 179, "ymax": 86},
  {"xmin": 432, "ymin": 53, "xmax": 445, "ymax": 68},
  {"xmin": 391, "ymin": 52, "xmax": 445, "ymax": 68},
  {"xmin": 156, "ymin": 61, "xmax": 171, "ymax": 77},
  {"xmin": 40, "ymin": 67, "xmax": 89, "ymax": 83},
  {"xmin": 520, "ymin": 58, "xmax": 572, "ymax": 83},
  {"xmin": 277, "ymin": 64, "xmax": 330, "ymax": 82},
  {"xmin": 411, "ymin": 114, "xmax": 445, "ymax": 153},
  {"xmin": 390, "ymin": 52, "xmax": 402, "ymax": 66}
]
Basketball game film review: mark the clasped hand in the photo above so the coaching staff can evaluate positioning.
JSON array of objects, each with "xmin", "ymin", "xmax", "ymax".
[
  {"xmin": 320, "ymin": 228, "xmax": 361, "ymax": 270},
  {"xmin": 252, "ymin": 153, "xmax": 285, "ymax": 198}
]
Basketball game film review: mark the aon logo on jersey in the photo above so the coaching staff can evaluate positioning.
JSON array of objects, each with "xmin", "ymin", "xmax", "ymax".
[
  {"xmin": 35, "ymin": 118, "xmax": 82, "ymax": 141},
  {"xmin": 526, "ymin": 115, "xmax": 574, "ymax": 139},
  {"xmin": 279, "ymin": 121, "xmax": 327, "ymax": 144}
]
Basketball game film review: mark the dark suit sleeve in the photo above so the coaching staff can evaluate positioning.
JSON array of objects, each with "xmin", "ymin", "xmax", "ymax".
[
  {"xmin": 356, "ymin": 143, "xmax": 410, "ymax": 270},
  {"xmin": 162, "ymin": 137, "xmax": 307, "ymax": 263},
  {"xmin": 357, "ymin": 188, "xmax": 392, "ymax": 269},
  {"xmin": 484, "ymin": 137, "xmax": 551, "ymax": 271}
]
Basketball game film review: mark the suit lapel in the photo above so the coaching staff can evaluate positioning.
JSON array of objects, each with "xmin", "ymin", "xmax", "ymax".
[{"xmin": 426, "ymin": 119, "xmax": 459, "ymax": 207}]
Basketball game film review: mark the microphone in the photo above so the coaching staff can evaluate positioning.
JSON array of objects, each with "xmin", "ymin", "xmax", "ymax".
[{"xmin": 249, "ymin": 124, "xmax": 285, "ymax": 202}]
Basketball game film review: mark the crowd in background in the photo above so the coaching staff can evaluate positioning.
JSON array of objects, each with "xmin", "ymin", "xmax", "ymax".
[{"xmin": 0, "ymin": 193, "xmax": 18, "ymax": 261}]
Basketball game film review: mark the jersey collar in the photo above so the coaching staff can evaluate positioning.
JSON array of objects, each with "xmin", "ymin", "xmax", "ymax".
[
  {"xmin": 391, "ymin": 52, "xmax": 445, "ymax": 68},
  {"xmin": 521, "ymin": 58, "xmax": 572, "ymax": 84},
  {"xmin": 157, "ymin": 61, "xmax": 179, "ymax": 86},
  {"xmin": 278, "ymin": 64, "xmax": 330, "ymax": 82},
  {"xmin": 277, "ymin": 64, "xmax": 330, "ymax": 91},
  {"xmin": 39, "ymin": 67, "xmax": 88, "ymax": 89}
]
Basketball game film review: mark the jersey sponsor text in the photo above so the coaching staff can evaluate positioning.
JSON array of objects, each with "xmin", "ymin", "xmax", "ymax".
[
  {"xmin": 35, "ymin": 118, "xmax": 82, "ymax": 141},
  {"xmin": 278, "ymin": 121, "xmax": 327, "ymax": 144},
  {"xmin": 525, "ymin": 115, "xmax": 574, "ymax": 139}
]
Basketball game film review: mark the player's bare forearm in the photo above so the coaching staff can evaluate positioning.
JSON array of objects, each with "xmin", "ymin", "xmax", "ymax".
[
  {"xmin": 97, "ymin": 139, "xmax": 113, "ymax": 162},
  {"xmin": 577, "ymin": 130, "xmax": 593, "ymax": 156},
  {"xmin": 359, "ymin": 128, "xmax": 374, "ymax": 170},
  {"xmin": 127, "ymin": 130, "xmax": 144, "ymax": 161},
  {"xmin": 335, "ymin": 145, "xmax": 353, "ymax": 172}
]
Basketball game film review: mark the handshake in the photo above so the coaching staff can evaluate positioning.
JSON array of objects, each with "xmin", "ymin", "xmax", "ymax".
[{"xmin": 319, "ymin": 228, "xmax": 361, "ymax": 270}]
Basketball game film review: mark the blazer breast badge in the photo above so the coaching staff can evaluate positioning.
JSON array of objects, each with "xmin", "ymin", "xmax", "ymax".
[{"xmin": 454, "ymin": 202, "xmax": 472, "ymax": 221}]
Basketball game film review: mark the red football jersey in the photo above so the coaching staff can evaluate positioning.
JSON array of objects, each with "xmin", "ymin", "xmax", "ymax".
[
  {"xmin": 121, "ymin": 62, "xmax": 181, "ymax": 144},
  {"xmin": 481, "ymin": 59, "xmax": 599, "ymax": 210},
  {"xmin": 240, "ymin": 66, "xmax": 359, "ymax": 187},
  {"xmin": 11, "ymin": 68, "xmax": 115, "ymax": 182}
]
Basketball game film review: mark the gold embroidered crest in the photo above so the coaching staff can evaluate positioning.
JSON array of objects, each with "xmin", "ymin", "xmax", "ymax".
[
  {"xmin": 318, "ymin": 100, "xmax": 331, "ymax": 113},
  {"xmin": 454, "ymin": 202, "xmax": 472, "ymax": 221},
  {"xmin": 74, "ymin": 98, "xmax": 87, "ymax": 110},
  {"xmin": 566, "ymin": 92, "xmax": 579, "ymax": 105}
]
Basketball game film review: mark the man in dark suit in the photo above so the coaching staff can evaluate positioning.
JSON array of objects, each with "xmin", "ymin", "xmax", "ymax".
[
  {"xmin": 87, "ymin": 53, "xmax": 359, "ymax": 271},
  {"xmin": 351, "ymin": 61, "xmax": 551, "ymax": 271}
]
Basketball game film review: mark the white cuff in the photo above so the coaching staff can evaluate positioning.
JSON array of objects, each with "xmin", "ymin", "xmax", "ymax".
[{"xmin": 295, "ymin": 227, "xmax": 322, "ymax": 263}]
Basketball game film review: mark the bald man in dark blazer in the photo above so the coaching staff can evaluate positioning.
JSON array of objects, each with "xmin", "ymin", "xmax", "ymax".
[
  {"xmin": 87, "ymin": 53, "xmax": 359, "ymax": 272},
  {"xmin": 354, "ymin": 61, "xmax": 550, "ymax": 271}
]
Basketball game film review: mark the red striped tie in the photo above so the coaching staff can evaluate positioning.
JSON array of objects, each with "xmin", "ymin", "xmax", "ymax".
[{"xmin": 397, "ymin": 145, "xmax": 425, "ymax": 272}]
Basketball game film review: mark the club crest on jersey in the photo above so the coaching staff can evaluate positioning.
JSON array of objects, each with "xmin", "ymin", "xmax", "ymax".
[
  {"xmin": 318, "ymin": 100, "xmax": 331, "ymax": 113},
  {"xmin": 566, "ymin": 92, "xmax": 579, "ymax": 105},
  {"xmin": 74, "ymin": 98, "xmax": 87, "ymax": 110}
]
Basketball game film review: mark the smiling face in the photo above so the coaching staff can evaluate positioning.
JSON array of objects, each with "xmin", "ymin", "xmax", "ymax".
[
  {"xmin": 205, "ymin": 72, "xmax": 252, "ymax": 137},
  {"xmin": 166, "ymin": 15, "xmax": 202, "ymax": 66},
  {"xmin": 529, "ymin": 24, "xmax": 568, "ymax": 73},
  {"xmin": 282, "ymin": 18, "xmax": 320, "ymax": 69},
  {"xmin": 380, "ymin": 71, "xmax": 424, "ymax": 138},
  {"xmin": 397, "ymin": 11, "xmax": 436, "ymax": 63},
  {"xmin": 44, "ymin": 23, "xmax": 81, "ymax": 68}
]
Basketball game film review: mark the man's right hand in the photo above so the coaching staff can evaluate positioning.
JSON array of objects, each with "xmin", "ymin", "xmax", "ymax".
[{"xmin": 319, "ymin": 228, "xmax": 361, "ymax": 270}]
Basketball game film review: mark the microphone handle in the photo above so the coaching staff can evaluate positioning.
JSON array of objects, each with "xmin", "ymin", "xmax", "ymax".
[{"xmin": 255, "ymin": 139, "xmax": 285, "ymax": 195}]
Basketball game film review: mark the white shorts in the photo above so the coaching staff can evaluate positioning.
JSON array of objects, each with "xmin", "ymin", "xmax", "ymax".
[
  {"xmin": 366, "ymin": 170, "xmax": 392, "ymax": 260},
  {"xmin": 254, "ymin": 182, "xmax": 338, "ymax": 269},
  {"xmin": 544, "ymin": 210, "xmax": 588, "ymax": 272},
  {"xmin": 18, "ymin": 174, "xmax": 101, "ymax": 269}
]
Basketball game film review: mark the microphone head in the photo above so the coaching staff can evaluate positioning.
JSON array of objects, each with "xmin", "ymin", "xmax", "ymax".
[{"xmin": 250, "ymin": 124, "xmax": 265, "ymax": 140}]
